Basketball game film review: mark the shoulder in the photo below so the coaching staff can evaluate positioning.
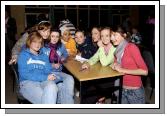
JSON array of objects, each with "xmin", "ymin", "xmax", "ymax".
[
  {"xmin": 58, "ymin": 44, "xmax": 65, "ymax": 51},
  {"xmin": 57, "ymin": 43, "xmax": 65, "ymax": 51},
  {"xmin": 85, "ymin": 36, "xmax": 92, "ymax": 43},
  {"xmin": 20, "ymin": 32, "xmax": 29, "ymax": 40},
  {"xmin": 39, "ymin": 49, "xmax": 49, "ymax": 59},
  {"xmin": 98, "ymin": 47, "xmax": 104, "ymax": 53},
  {"xmin": 20, "ymin": 48, "xmax": 27, "ymax": 54},
  {"xmin": 126, "ymin": 43, "xmax": 138, "ymax": 49},
  {"xmin": 23, "ymin": 32, "xmax": 29, "ymax": 38},
  {"xmin": 42, "ymin": 46, "xmax": 50, "ymax": 51},
  {"xmin": 126, "ymin": 43, "xmax": 140, "ymax": 53},
  {"xmin": 19, "ymin": 49, "xmax": 29, "ymax": 58},
  {"xmin": 41, "ymin": 47, "xmax": 50, "ymax": 56},
  {"xmin": 99, "ymin": 46, "xmax": 104, "ymax": 50},
  {"xmin": 61, "ymin": 44, "xmax": 67, "ymax": 51}
]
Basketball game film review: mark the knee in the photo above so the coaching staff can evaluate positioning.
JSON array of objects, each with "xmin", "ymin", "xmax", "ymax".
[
  {"xmin": 45, "ymin": 81, "xmax": 58, "ymax": 92},
  {"xmin": 64, "ymin": 75, "xmax": 74, "ymax": 84},
  {"xmin": 63, "ymin": 75, "xmax": 74, "ymax": 92}
]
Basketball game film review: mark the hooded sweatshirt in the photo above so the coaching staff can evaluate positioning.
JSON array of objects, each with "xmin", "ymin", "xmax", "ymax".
[{"xmin": 18, "ymin": 48, "xmax": 52, "ymax": 82}]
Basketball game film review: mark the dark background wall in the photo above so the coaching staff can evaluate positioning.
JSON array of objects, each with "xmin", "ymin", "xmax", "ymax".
[{"xmin": 6, "ymin": 5, "xmax": 155, "ymax": 40}]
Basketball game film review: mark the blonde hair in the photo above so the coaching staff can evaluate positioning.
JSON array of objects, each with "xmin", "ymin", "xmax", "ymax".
[{"xmin": 26, "ymin": 31, "xmax": 43, "ymax": 48}]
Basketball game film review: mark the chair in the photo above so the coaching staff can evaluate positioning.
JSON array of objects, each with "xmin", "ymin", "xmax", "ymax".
[
  {"xmin": 142, "ymin": 50, "xmax": 155, "ymax": 100},
  {"xmin": 10, "ymin": 64, "xmax": 31, "ymax": 104}
]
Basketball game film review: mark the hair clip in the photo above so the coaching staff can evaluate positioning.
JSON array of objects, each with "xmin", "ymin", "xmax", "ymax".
[{"xmin": 38, "ymin": 20, "xmax": 50, "ymax": 25}]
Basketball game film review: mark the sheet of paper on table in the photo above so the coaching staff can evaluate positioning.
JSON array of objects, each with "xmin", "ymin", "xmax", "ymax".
[{"xmin": 75, "ymin": 55, "xmax": 88, "ymax": 63}]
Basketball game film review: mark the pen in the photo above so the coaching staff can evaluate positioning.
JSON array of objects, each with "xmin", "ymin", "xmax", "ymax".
[{"xmin": 79, "ymin": 68, "xmax": 87, "ymax": 72}]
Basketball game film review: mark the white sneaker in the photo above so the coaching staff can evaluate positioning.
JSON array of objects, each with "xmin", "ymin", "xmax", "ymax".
[{"xmin": 75, "ymin": 91, "xmax": 80, "ymax": 97}]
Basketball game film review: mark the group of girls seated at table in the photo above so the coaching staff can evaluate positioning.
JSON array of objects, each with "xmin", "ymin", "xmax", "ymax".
[{"xmin": 8, "ymin": 19, "xmax": 148, "ymax": 104}]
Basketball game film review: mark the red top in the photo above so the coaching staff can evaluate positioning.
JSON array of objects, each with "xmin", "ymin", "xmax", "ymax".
[{"xmin": 118, "ymin": 43, "xmax": 148, "ymax": 87}]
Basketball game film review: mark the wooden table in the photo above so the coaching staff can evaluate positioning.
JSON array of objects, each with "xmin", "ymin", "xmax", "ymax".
[{"xmin": 63, "ymin": 58, "xmax": 124, "ymax": 104}]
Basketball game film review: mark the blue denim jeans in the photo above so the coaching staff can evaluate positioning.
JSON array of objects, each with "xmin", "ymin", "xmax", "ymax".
[
  {"xmin": 121, "ymin": 87, "xmax": 145, "ymax": 104},
  {"xmin": 54, "ymin": 72, "xmax": 74, "ymax": 104},
  {"xmin": 20, "ymin": 80, "xmax": 58, "ymax": 104}
]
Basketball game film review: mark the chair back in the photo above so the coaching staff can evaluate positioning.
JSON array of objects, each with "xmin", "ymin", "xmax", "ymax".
[
  {"xmin": 141, "ymin": 50, "xmax": 155, "ymax": 99},
  {"xmin": 10, "ymin": 64, "xmax": 27, "ymax": 101},
  {"xmin": 142, "ymin": 50, "xmax": 155, "ymax": 73}
]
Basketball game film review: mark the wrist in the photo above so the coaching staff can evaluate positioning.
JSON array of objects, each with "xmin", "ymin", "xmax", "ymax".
[
  {"xmin": 52, "ymin": 63, "xmax": 55, "ymax": 68},
  {"xmin": 120, "ymin": 68, "xmax": 126, "ymax": 74},
  {"xmin": 85, "ymin": 62, "xmax": 90, "ymax": 67}
]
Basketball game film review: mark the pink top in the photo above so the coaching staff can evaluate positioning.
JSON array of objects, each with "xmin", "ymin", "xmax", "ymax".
[{"xmin": 118, "ymin": 43, "xmax": 148, "ymax": 87}]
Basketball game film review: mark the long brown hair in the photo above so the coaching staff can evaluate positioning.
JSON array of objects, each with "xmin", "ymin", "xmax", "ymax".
[
  {"xmin": 26, "ymin": 21, "xmax": 52, "ymax": 34},
  {"xmin": 91, "ymin": 26, "xmax": 101, "ymax": 47},
  {"xmin": 49, "ymin": 28, "xmax": 62, "ymax": 49},
  {"xmin": 115, "ymin": 25, "xmax": 127, "ymax": 39},
  {"xmin": 38, "ymin": 21, "xmax": 51, "ymax": 31}
]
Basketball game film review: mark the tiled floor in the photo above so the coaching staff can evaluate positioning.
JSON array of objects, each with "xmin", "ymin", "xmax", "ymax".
[{"xmin": 5, "ymin": 62, "xmax": 155, "ymax": 104}]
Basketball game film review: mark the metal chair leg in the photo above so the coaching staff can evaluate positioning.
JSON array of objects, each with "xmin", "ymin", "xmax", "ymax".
[
  {"xmin": 13, "ymin": 78, "xmax": 15, "ymax": 92},
  {"xmin": 150, "ymin": 88, "xmax": 154, "ymax": 99}
]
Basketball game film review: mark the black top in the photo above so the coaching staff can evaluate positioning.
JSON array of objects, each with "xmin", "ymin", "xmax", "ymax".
[{"xmin": 76, "ymin": 36, "xmax": 97, "ymax": 59}]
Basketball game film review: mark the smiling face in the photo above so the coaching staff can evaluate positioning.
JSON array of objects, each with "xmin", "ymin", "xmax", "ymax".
[
  {"xmin": 38, "ymin": 28, "xmax": 50, "ymax": 40},
  {"xmin": 101, "ymin": 29, "xmax": 111, "ymax": 45},
  {"xmin": 110, "ymin": 32, "xmax": 124, "ymax": 46},
  {"xmin": 50, "ymin": 31, "xmax": 60, "ymax": 44},
  {"xmin": 62, "ymin": 30, "xmax": 70, "ymax": 42},
  {"xmin": 75, "ymin": 31, "xmax": 85, "ymax": 45},
  {"xmin": 91, "ymin": 28, "xmax": 100, "ymax": 42}
]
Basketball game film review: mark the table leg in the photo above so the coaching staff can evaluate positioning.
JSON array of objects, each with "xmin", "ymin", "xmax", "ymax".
[
  {"xmin": 118, "ymin": 76, "xmax": 123, "ymax": 104},
  {"xmin": 79, "ymin": 81, "xmax": 84, "ymax": 104}
]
